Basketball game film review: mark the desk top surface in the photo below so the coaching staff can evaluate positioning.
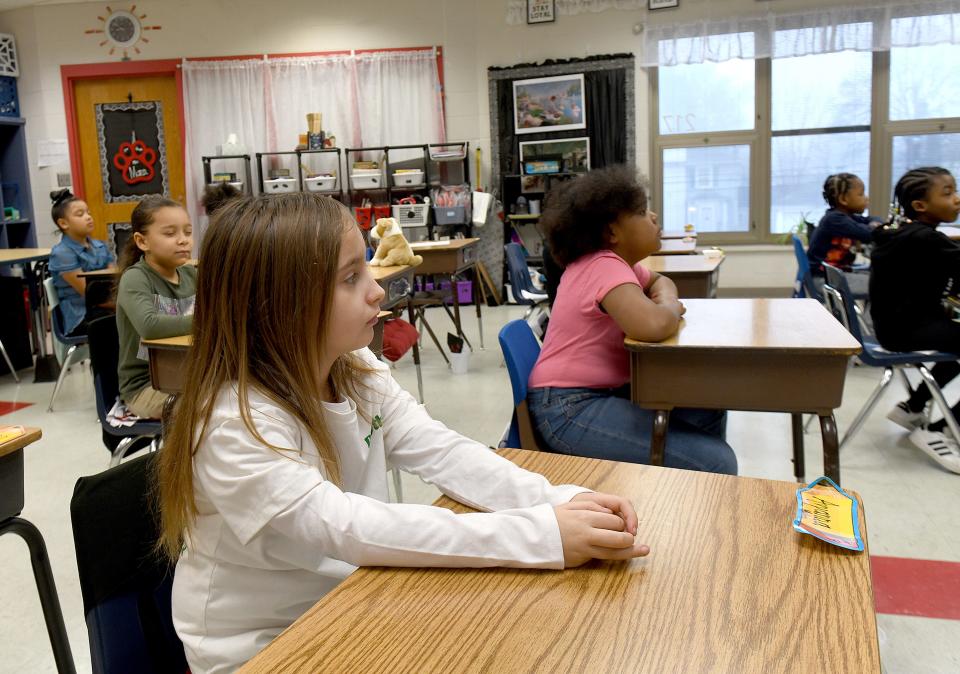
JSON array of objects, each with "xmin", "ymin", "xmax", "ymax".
[
  {"xmin": 143, "ymin": 334, "xmax": 191, "ymax": 349},
  {"xmin": 0, "ymin": 426, "xmax": 42, "ymax": 458},
  {"xmin": 0, "ymin": 248, "xmax": 50, "ymax": 265},
  {"xmin": 409, "ymin": 237, "xmax": 479, "ymax": 252},
  {"xmin": 369, "ymin": 263, "xmax": 416, "ymax": 282},
  {"xmin": 625, "ymin": 298, "xmax": 861, "ymax": 354},
  {"xmin": 652, "ymin": 238, "xmax": 697, "ymax": 255},
  {"xmin": 641, "ymin": 253, "xmax": 724, "ymax": 273},
  {"xmin": 241, "ymin": 448, "xmax": 879, "ymax": 674},
  {"xmin": 660, "ymin": 230, "xmax": 697, "ymax": 240}
]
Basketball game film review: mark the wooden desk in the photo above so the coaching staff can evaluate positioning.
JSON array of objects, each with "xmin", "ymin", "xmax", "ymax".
[
  {"xmin": 0, "ymin": 426, "xmax": 75, "ymax": 672},
  {"xmin": 410, "ymin": 238, "xmax": 483, "ymax": 349},
  {"xmin": 241, "ymin": 449, "xmax": 879, "ymax": 674},
  {"xmin": 660, "ymin": 230, "xmax": 697, "ymax": 240},
  {"xmin": 625, "ymin": 299, "xmax": 861, "ymax": 484},
  {"xmin": 938, "ymin": 225, "xmax": 960, "ymax": 240},
  {"xmin": 369, "ymin": 263, "xmax": 417, "ymax": 312},
  {"xmin": 641, "ymin": 253, "xmax": 724, "ymax": 298},
  {"xmin": 652, "ymin": 238, "xmax": 697, "ymax": 255}
]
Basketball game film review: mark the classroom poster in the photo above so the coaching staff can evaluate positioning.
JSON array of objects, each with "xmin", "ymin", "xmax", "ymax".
[{"xmin": 95, "ymin": 100, "xmax": 169, "ymax": 202}]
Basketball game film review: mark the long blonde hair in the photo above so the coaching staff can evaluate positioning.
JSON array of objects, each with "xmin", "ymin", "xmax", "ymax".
[{"xmin": 157, "ymin": 192, "xmax": 374, "ymax": 560}]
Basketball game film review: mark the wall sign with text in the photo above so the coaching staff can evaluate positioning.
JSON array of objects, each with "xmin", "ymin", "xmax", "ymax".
[
  {"xmin": 95, "ymin": 100, "xmax": 169, "ymax": 202},
  {"xmin": 527, "ymin": 0, "xmax": 555, "ymax": 24}
]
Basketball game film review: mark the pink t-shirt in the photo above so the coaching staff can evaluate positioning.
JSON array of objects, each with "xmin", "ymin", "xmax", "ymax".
[{"xmin": 529, "ymin": 250, "xmax": 651, "ymax": 389}]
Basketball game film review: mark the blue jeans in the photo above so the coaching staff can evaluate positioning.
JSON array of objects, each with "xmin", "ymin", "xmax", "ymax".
[{"xmin": 527, "ymin": 386, "xmax": 738, "ymax": 475}]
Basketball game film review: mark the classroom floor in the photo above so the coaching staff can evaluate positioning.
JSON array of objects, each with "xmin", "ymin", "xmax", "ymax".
[{"xmin": 1, "ymin": 303, "xmax": 958, "ymax": 673}]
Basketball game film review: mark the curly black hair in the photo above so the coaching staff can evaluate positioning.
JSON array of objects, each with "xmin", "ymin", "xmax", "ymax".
[
  {"xmin": 541, "ymin": 165, "xmax": 648, "ymax": 267},
  {"xmin": 822, "ymin": 173, "xmax": 861, "ymax": 208},
  {"xmin": 202, "ymin": 181, "xmax": 241, "ymax": 217},
  {"xmin": 894, "ymin": 167, "xmax": 953, "ymax": 220}
]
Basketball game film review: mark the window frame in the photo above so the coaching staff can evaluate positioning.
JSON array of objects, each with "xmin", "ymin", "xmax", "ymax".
[{"xmin": 650, "ymin": 22, "xmax": 960, "ymax": 245}]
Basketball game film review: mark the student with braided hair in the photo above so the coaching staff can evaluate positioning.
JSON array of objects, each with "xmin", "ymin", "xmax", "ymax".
[
  {"xmin": 871, "ymin": 167, "xmax": 960, "ymax": 473},
  {"xmin": 806, "ymin": 173, "xmax": 881, "ymax": 296}
]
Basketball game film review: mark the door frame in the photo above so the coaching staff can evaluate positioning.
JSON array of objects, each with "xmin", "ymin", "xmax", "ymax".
[{"xmin": 60, "ymin": 59, "xmax": 185, "ymax": 202}]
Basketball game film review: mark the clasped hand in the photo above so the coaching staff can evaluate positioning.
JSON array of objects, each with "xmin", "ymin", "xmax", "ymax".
[{"xmin": 555, "ymin": 492, "xmax": 650, "ymax": 567}]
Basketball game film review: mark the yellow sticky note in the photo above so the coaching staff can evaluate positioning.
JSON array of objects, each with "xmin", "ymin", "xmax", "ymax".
[
  {"xmin": 0, "ymin": 425, "xmax": 25, "ymax": 444},
  {"xmin": 793, "ymin": 477, "xmax": 863, "ymax": 551}
]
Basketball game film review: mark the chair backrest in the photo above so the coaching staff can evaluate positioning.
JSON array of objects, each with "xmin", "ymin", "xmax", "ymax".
[
  {"xmin": 43, "ymin": 276, "xmax": 60, "ymax": 309},
  {"xmin": 791, "ymin": 235, "xmax": 820, "ymax": 300},
  {"xmin": 70, "ymin": 453, "xmax": 187, "ymax": 674},
  {"xmin": 504, "ymin": 243, "xmax": 537, "ymax": 305},
  {"xmin": 498, "ymin": 319, "xmax": 542, "ymax": 450},
  {"xmin": 87, "ymin": 315, "xmax": 122, "ymax": 423},
  {"xmin": 823, "ymin": 264, "xmax": 866, "ymax": 344}
]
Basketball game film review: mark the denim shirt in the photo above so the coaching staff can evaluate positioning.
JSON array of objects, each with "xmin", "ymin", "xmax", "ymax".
[{"xmin": 48, "ymin": 235, "xmax": 115, "ymax": 334}]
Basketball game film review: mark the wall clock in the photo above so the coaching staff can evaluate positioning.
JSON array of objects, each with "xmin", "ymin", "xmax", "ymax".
[{"xmin": 85, "ymin": 5, "xmax": 162, "ymax": 60}]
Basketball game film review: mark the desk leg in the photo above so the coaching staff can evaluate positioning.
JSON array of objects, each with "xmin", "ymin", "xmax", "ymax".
[
  {"xmin": 650, "ymin": 409, "xmax": 669, "ymax": 466},
  {"xmin": 450, "ymin": 279, "xmax": 468, "ymax": 347},
  {"xmin": 819, "ymin": 413, "xmax": 840, "ymax": 485},
  {"xmin": 407, "ymin": 298, "xmax": 424, "ymax": 403},
  {"xmin": 474, "ymin": 266, "xmax": 484, "ymax": 349},
  {"xmin": 0, "ymin": 518, "xmax": 76, "ymax": 674},
  {"xmin": 791, "ymin": 413, "xmax": 805, "ymax": 483}
]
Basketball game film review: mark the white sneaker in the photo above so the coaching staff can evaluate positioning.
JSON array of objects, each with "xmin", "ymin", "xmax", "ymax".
[
  {"xmin": 908, "ymin": 429, "xmax": 960, "ymax": 474},
  {"xmin": 886, "ymin": 402, "xmax": 926, "ymax": 431}
]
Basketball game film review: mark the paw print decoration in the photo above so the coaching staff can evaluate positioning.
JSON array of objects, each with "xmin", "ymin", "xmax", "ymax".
[{"xmin": 113, "ymin": 136, "xmax": 157, "ymax": 185}]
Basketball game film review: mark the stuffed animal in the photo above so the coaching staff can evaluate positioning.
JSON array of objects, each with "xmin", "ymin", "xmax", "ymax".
[{"xmin": 368, "ymin": 217, "xmax": 423, "ymax": 267}]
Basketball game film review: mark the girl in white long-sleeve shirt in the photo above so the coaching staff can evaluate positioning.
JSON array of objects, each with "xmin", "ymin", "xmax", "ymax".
[{"xmin": 157, "ymin": 193, "xmax": 650, "ymax": 674}]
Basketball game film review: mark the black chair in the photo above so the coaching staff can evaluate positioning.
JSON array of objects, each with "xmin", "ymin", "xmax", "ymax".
[
  {"xmin": 822, "ymin": 264, "xmax": 960, "ymax": 448},
  {"xmin": 504, "ymin": 243, "xmax": 549, "ymax": 319},
  {"xmin": 71, "ymin": 453, "xmax": 187, "ymax": 674},
  {"xmin": 86, "ymin": 316, "xmax": 162, "ymax": 466}
]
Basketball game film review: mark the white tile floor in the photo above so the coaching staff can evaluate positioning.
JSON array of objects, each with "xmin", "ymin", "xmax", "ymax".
[{"xmin": 1, "ymin": 303, "xmax": 959, "ymax": 673}]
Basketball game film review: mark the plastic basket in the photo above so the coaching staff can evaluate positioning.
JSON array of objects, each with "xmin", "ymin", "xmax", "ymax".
[
  {"xmin": 0, "ymin": 76, "xmax": 19, "ymax": 118},
  {"xmin": 392, "ymin": 203, "xmax": 429, "ymax": 228},
  {"xmin": 433, "ymin": 205, "xmax": 466, "ymax": 225}
]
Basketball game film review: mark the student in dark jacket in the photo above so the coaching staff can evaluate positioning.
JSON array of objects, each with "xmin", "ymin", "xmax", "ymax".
[
  {"xmin": 870, "ymin": 166, "xmax": 960, "ymax": 474},
  {"xmin": 807, "ymin": 173, "xmax": 881, "ymax": 296}
]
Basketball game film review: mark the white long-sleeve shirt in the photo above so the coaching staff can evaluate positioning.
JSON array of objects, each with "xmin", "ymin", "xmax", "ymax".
[{"xmin": 172, "ymin": 349, "xmax": 588, "ymax": 674}]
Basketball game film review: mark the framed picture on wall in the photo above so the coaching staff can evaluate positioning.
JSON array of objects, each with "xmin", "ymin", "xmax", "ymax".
[
  {"xmin": 513, "ymin": 73, "xmax": 586, "ymax": 134},
  {"xmin": 519, "ymin": 137, "xmax": 591, "ymax": 174}
]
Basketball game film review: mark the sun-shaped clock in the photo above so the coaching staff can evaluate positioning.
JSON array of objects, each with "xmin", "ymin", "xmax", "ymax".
[{"xmin": 85, "ymin": 5, "xmax": 162, "ymax": 60}]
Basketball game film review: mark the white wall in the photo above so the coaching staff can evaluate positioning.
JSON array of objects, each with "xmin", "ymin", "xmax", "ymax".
[{"xmin": 2, "ymin": 0, "xmax": 848, "ymax": 287}]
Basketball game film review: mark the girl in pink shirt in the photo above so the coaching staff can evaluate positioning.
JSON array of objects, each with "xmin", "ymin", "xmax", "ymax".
[{"xmin": 527, "ymin": 166, "xmax": 736, "ymax": 474}]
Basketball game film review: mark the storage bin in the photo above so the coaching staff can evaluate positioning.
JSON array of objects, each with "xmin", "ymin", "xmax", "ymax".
[
  {"xmin": 433, "ymin": 205, "xmax": 466, "ymax": 225},
  {"xmin": 264, "ymin": 178, "xmax": 296, "ymax": 194},
  {"xmin": 351, "ymin": 172, "xmax": 382, "ymax": 189},
  {"xmin": 392, "ymin": 170, "xmax": 424, "ymax": 186},
  {"xmin": 354, "ymin": 206, "xmax": 373, "ymax": 230},
  {"xmin": 392, "ymin": 203, "xmax": 429, "ymax": 228},
  {"xmin": 373, "ymin": 205, "xmax": 391, "ymax": 221},
  {"xmin": 304, "ymin": 175, "xmax": 337, "ymax": 192}
]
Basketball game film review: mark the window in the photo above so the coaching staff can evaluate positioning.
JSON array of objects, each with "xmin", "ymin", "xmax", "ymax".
[
  {"xmin": 655, "ymin": 33, "xmax": 756, "ymax": 234},
  {"xmin": 769, "ymin": 30, "xmax": 873, "ymax": 232},
  {"xmin": 651, "ymin": 12, "xmax": 960, "ymax": 243}
]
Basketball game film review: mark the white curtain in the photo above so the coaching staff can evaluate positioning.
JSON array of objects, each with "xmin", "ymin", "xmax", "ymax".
[
  {"xmin": 643, "ymin": 0, "xmax": 960, "ymax": 66},
  {"xmin": 182, "ymin": 58, "xmax": 270, "ymax": 235},
  {"xmin": 181, "ymin": 49, "xmax": 444, "ymax": 242},
  {"xmin": 353, "ymin": 49, "xmax": 445, "ymax": 163}
]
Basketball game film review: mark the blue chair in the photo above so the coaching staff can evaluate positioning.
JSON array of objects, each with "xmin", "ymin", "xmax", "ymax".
[
  {"xmin": 822, "ymin": 265, "xmax": 960, "ymax": 448},
  {"xmin": 792, "ymin": 235, "xmax": 821, "ymax": 301},
  {"xmin": 44, "ymin": 276, "xmax": 89, "ymax": 411},
  {"xmin": 504, "ymin": 243, "xmax": 548, "ymax": 318},
  {"xmin": 498, "ymin": 319, "xmax": 543, "ymax": 451},
  {"xmin": 70, "ymin": 453, "xmax": 187, "ymax": 674},
  {"xmin": 86, "ymin": 316, "xmax": 162, "ymax": 467}
]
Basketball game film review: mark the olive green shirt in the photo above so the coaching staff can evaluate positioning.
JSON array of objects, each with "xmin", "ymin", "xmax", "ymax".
[{"xmin": 116, "ymin": 259, "xmax": 197, "ymax": 400}]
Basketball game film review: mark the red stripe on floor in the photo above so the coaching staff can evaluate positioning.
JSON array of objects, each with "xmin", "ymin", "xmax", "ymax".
[
  {"xmin": 872, "ymin": 556, "xmax": 960, "ymax": 620},
  {"xmin": 0, "ymin": 401, "xmax": 32, "ymax": 416}
]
